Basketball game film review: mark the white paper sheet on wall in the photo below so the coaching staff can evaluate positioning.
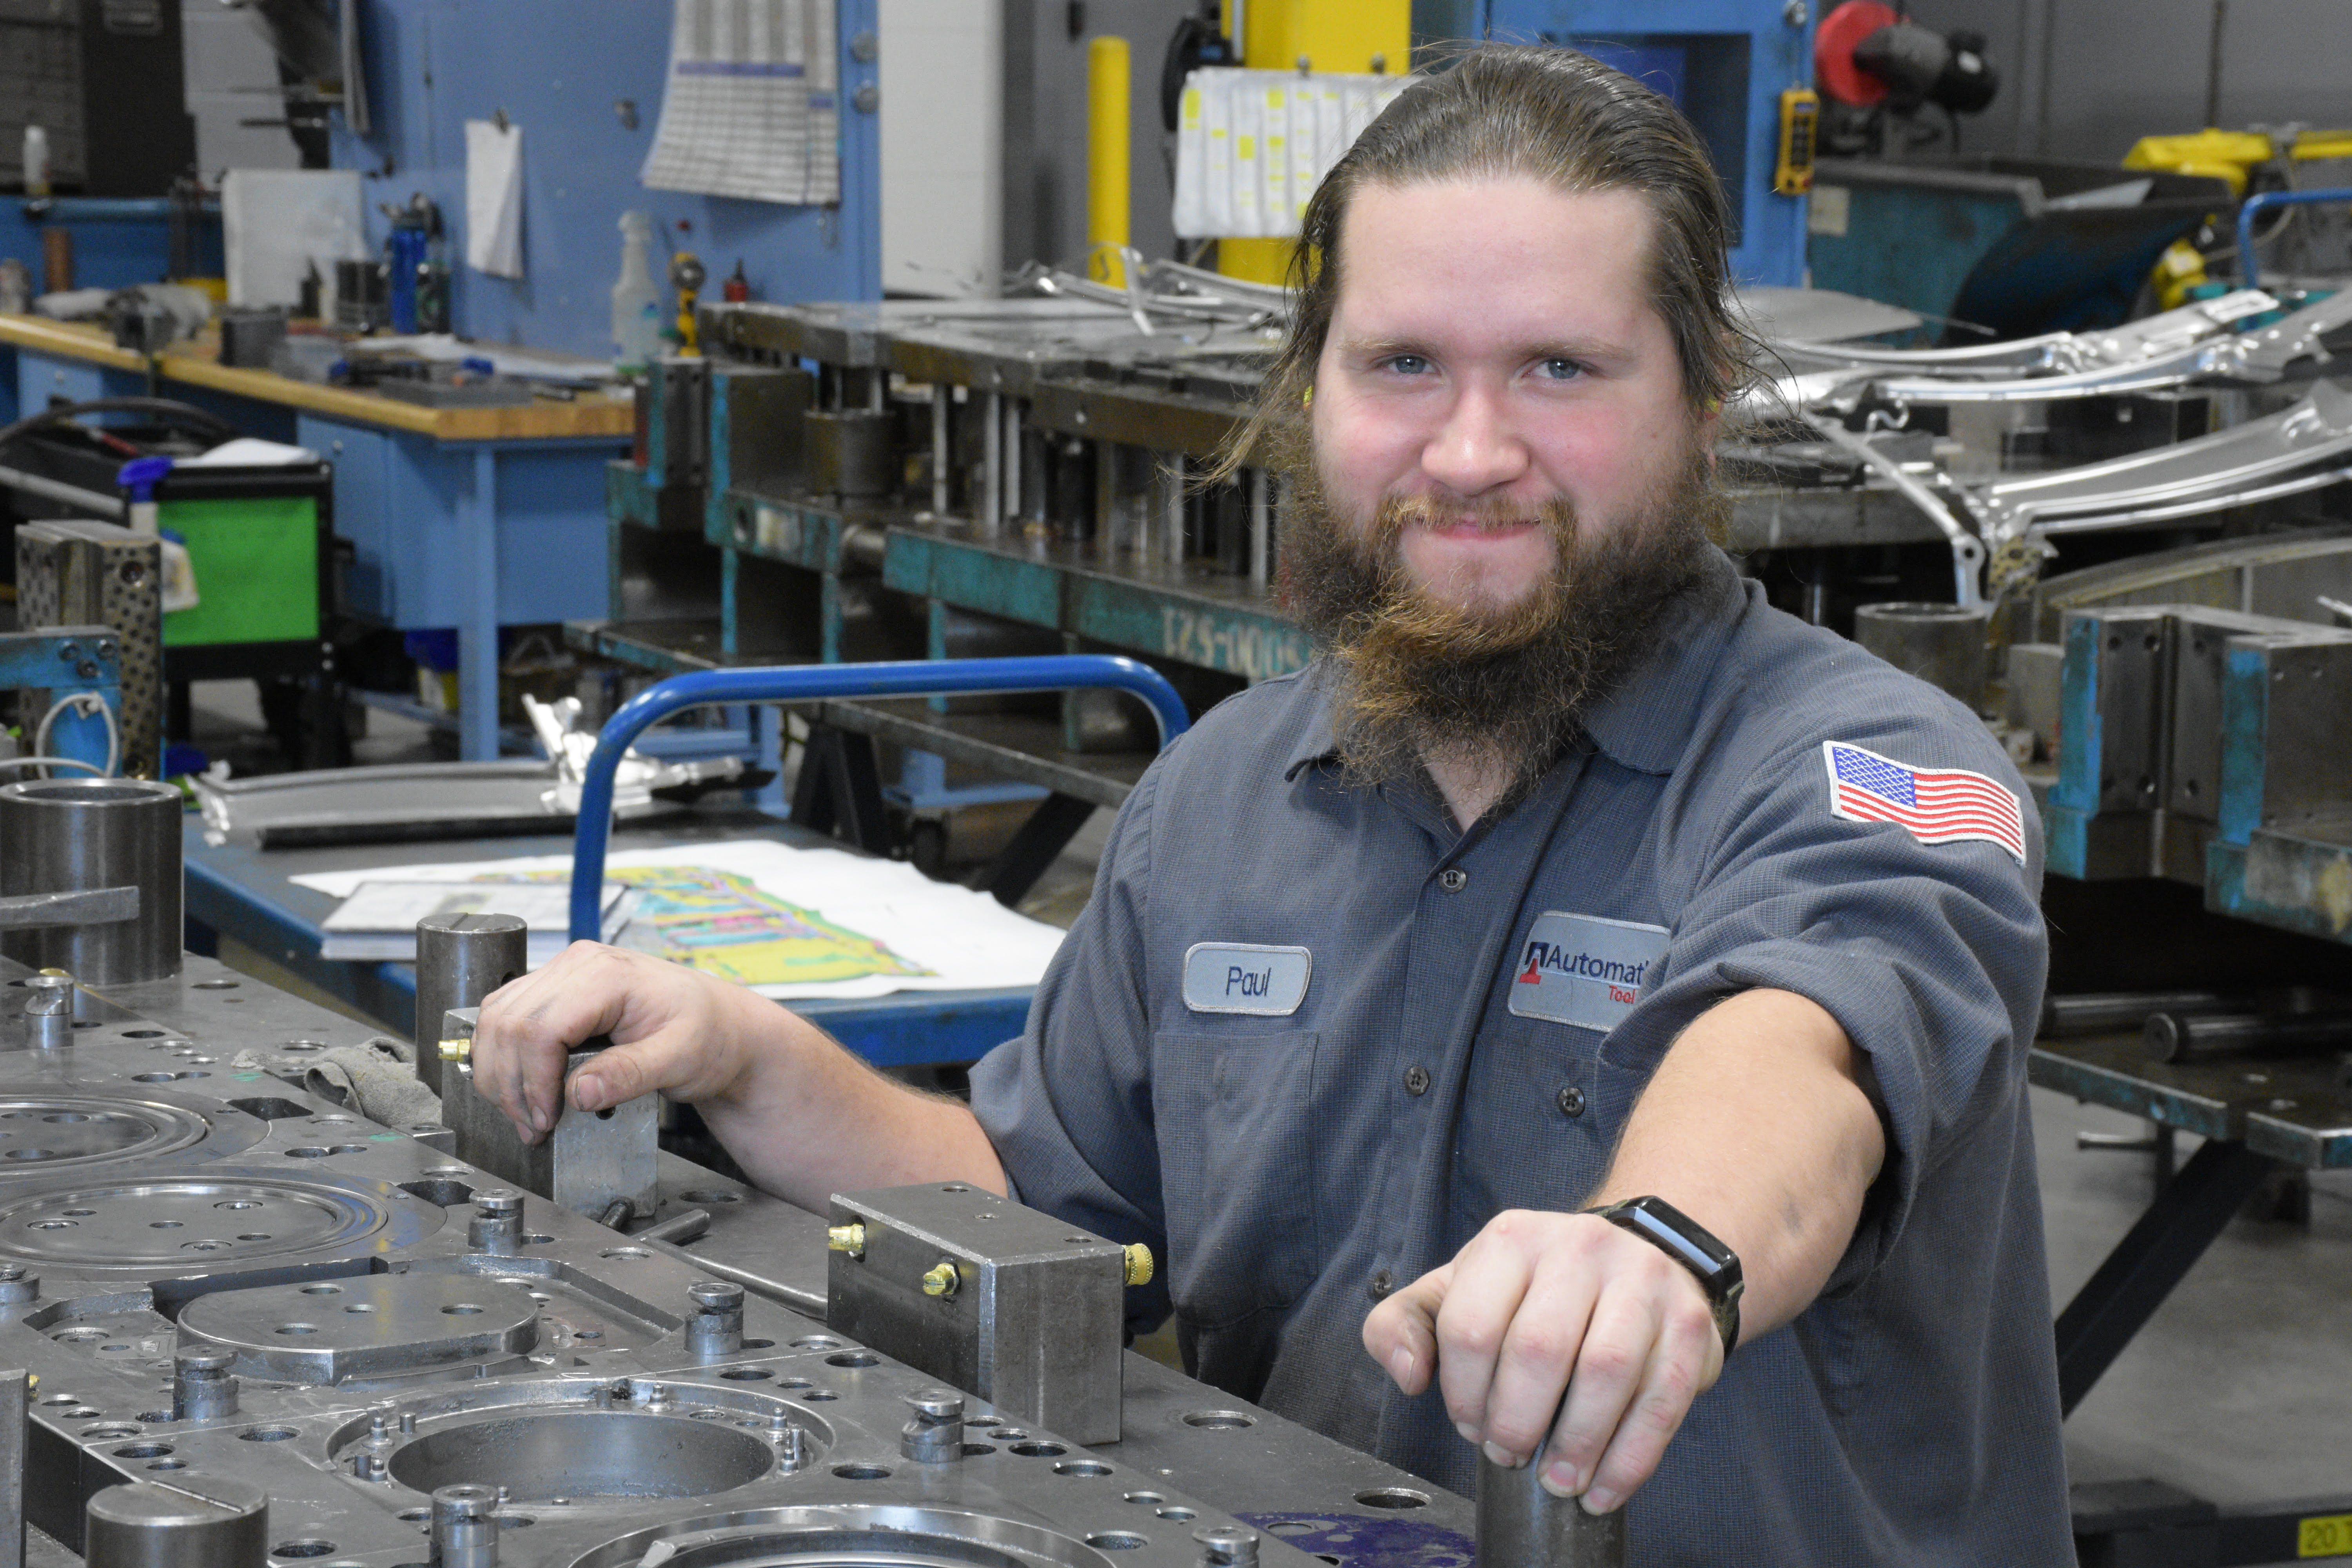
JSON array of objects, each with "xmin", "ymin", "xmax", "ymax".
[
  {"xmin": 464, "ymin": 119, "xmax": 525, "ymax": 278},
  {"xmin": 640, "ymin": 0, "xmax": 842, "ymax": 206},
  {"xmin": 1171, "ymin": 68, "xmax": 1413, "ymax": 240}
]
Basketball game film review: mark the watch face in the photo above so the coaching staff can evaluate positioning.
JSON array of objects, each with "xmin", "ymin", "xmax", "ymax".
[{"xmin": 1622, "ymin": 1198, "xmax": 1736, "ymax": 1279}]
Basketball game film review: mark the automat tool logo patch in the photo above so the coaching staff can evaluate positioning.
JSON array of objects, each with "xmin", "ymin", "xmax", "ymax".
[{"xmin": 1507, "ymin": 911, "xmax": 1671, "ymax": 1031}]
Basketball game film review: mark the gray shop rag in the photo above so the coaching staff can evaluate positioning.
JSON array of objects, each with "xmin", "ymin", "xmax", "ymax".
[{"xmin": 295, "ymin": 1036, "xmax": 442, "ymax": 1132}]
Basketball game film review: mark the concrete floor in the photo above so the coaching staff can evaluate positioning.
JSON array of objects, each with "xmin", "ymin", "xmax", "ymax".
[
  {"xmin": 2045, "ymin": 1089, "xmax": 2352, "ymax": 1522},
  {"xmin": 188, "ymin": 681, "xmax": 2352, "ymax": 1548}
]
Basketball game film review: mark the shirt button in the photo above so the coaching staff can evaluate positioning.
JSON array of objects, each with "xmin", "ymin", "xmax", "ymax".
[
  {"xmin": 1437, "ymin": 867, "xmax": 1468, "ymax": 893},
  {"xmin": 1558, "ymin": 1085, "xmax": 1586, "ymax": 1118},
  {"xmin": 1368, "ymin": 1269, "xmax": 1394, "ymax": 1299},
  {"xmin": 1403, "ymin": 1064, "xmax": 1431, "ymax": 1096}
]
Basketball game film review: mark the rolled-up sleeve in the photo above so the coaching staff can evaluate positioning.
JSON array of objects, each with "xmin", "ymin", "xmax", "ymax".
[
  {"xmin": 967, "ymin": 764, "xmax": 1172, "ymax": 1332},
  {"xmin": 1598, "ymin": 721, "xmax": 2047, "ymax": 1293}
]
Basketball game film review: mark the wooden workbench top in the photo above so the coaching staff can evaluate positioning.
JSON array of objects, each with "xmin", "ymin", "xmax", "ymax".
[{"xmin": 0, "ymin": 314, "xmax": 635, "ymax": 443}]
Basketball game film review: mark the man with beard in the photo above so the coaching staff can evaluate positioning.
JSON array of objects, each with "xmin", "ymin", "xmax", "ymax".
[{"xmin": 468, "ymin": 44, "xmax": 2069, "ymax": 1563}]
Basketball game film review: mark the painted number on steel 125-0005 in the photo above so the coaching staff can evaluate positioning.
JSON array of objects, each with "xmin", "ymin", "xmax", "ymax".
[{"xmin": 1160, "ymin": 605, "xmax": 1309, "ymax": 682}]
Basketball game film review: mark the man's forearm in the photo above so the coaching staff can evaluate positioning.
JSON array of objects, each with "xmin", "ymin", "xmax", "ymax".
[
  {"xmin": 694, "ymin": 1004, "xmax": 1007, "ymax": 1211},
  {"xmin": 1587, "ymin": 987, "xmax": 1885, "ymax": 1341}
]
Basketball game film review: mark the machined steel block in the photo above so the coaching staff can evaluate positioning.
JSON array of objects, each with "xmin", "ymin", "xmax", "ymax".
[{"xmin": 826, "ymin": 1182, "xmax": 1143, "ymax": 1446}]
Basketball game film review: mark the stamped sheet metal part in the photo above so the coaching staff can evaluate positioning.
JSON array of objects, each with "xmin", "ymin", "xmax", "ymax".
[{"xmin": 1967, "ymin": 378, "xmax": 2352, "ymax": 539}]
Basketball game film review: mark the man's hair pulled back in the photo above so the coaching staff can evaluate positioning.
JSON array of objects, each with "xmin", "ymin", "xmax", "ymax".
[{"xmin": 1234, "ymin": 42, "xmax": 1755, "ymax": 470}]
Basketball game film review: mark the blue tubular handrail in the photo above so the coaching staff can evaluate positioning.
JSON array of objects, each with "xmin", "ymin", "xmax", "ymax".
[
  {"xmin": 2238, "ymin": 186, "xmax": 2352, "ymax": 292},
  {"xmin": 567, "ymin": 655, "xmax": 1192, "ymax": 940}
]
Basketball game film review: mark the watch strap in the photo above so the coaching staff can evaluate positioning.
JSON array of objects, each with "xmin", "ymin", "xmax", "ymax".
[{"xmin": 1589, "ymin": 1196, "xmax": 1743, "ymax": 1354}]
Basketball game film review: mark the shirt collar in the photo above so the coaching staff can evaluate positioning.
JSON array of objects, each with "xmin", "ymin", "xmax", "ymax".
[{"xmin": 1278, "ymin": 546, "xmax": 1749, "ymax": 783}]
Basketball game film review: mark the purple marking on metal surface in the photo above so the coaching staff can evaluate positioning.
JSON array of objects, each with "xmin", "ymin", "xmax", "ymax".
[{"xmin": 1235, "ymin": 1514, "xmax": 1474, "ymax": 1568}]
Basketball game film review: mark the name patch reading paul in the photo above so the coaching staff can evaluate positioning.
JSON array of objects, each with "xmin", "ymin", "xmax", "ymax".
[
  {"xmin": 1508, "ymin": 912, "xmax": 1669, "ymax": 1031},
  {"xmin": 1182, "ymin": 942, "xmax": 1312, "ymax": 1016},
  {"xmin": 1822, "ymin": 740, "xmax": 2026, "ymax": 864}
]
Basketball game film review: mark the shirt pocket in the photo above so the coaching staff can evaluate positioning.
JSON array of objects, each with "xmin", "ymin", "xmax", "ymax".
[
  {"xmin": 1151, "ymin": 1029, "xmax": 1319, "ymax": 1330},
  {"xmin": 1454, "ymin": 1018, "xmax": 1608, "ymax": 1222}
]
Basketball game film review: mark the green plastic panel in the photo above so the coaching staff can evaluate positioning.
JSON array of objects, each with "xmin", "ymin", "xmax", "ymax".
[{"xmin": 158, "ymin": 495, "xmax": 318, "ymax": 647}]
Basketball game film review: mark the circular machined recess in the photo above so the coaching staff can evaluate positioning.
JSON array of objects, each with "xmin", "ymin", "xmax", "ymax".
[
  {"xmin": 387, "ymin": 1410, "xmax": 778, "ymax": 1501},
  {"xmin": 0, "ymin": 1088, "xmax": 253, "ymax": 1173},
  {"xmin": 575, "ymin": 1508, "xmax": 1124, "ymax": 1568},
  {"xmin": 0, "ymin": 1171, "xmax": 426, "ymax": 1270}
]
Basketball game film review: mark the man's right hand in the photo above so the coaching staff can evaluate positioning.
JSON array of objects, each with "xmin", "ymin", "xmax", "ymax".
[{"xmin": 468, "ymin": 941, "xmax": 772, "ymax": 1145}]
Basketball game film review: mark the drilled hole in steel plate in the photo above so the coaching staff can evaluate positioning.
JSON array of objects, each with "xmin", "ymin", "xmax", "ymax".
[
  {"xmin": 193, "ymin": 980, "xmax": 240, "ymax": 990},
  {"xmin": 1352, "ymin": 1488, "xmax": 1429, "ymax": 1510},
  {"xmin": 284, "ymin": 1149, "xmax": 331, "ymax": 1160},
  {"xmin": 396, "ymin": 1510, "xmax": 430, "ymax": 1524},
  {"xmin": 1122, "ymin": 1492, "xmax": 1161, "ymax": 1505},
  {"xmin": 1085, "ymin": 1534, "xmax": 1147, "ymax": 1551},
  {"xmin": 1156, "ymin": 1507, "xmax": 1195, "ymax": 1521},
  {"xmin": 1054, "ymin": 1461, "xmax": 1111, "ymax": 1477},
  {"xmin": 241, "ymin": 1427, "xmax": 299, "ymax": 1443},
  {"xmin": 600, "ymin": 1247, "xmax": 650, "ymax": 1261},
  {"xmin": 718, "ymin": 1368, "xmax": 769, "ymax": 1381},
  {"xmin": 441, "ymin": 1305, "xmax": 484, "ymax": 1316},
  {"xmin": 299, "ymin": 1283, "xmax": 342, "ymax": 1295},
  {"xmin": 1009, "ymin": 1443, "xmax": 1065, "ymax": 1458},
  {"xmin": 112, "ymin": 1442, "xmax": 171, "ymax": 1459},
  {"xmin": 740, "ymin": 1338, "xmax": 773, "ymax": 1350},
  {"xmin": 831, "ymin": 1464, "xmax": 890, "ymax": 1481},
  {"xmin": 146, "ymin": 1459, "xmax": 186, "ymax": 1471},
  {"xmin": 272, "ymin": 1541, "xmax": 336, "ymax": 1558},
  {"xmin": 788, "ymin": 1336, "xmax": 841, "ymax": 1351},
  {"xmin": 120, "ymin": 1031, "xmax": 165, "ymax": 1039},
  {"xmin": 1180, "ymin": 1410, "xmax": 1256, "ymax": 1430},
  {"xmin": 801, "ymin": 1390, "xmax": 837, "ymax": 1402},
  {"xmin": 824, "ymin": 1352, "xmax": 877, "ymax": 1369}
]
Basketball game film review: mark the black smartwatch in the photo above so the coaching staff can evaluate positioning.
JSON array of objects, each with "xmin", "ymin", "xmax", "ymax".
[{"xmin": 1588, "ymin": 1195, "xmax": 1744, "ymax": 1354}]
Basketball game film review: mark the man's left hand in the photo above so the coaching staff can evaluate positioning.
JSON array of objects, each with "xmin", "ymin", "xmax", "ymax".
[{"xmin": 1362, "ymin": 1208, "xmax": 1725, "ymax": 1513}]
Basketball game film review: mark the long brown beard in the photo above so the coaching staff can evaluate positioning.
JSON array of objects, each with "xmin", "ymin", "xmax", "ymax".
[{"xmin": 1275, "ymin": 438, "xmax": 1723, "ymax": 806}]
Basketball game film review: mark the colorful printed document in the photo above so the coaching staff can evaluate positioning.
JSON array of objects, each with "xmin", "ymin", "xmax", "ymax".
[{"xmin": 291, "ymin": 840, "xmax": 1067, "ymax": 1000}]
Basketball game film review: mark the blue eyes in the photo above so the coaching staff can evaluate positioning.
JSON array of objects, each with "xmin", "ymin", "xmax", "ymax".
[{"xmin": 1372, "ymin": 356, "xmax": 1587, "ymax": 382}]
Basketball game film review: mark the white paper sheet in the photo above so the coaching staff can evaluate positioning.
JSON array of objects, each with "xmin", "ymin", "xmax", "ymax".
[
  {"xmin": 465, "ymin": 119, "xmax": 526, "ymax": 279},
  {"xmin": 640, "ymin": 0, "xmax": 841, "ymax": 206},
  {"xmin": 290, "ymin": 840, "xmax": 1066, "ymax": 1001}
]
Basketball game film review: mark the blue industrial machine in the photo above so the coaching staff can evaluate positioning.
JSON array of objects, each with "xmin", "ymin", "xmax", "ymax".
[{"xmin": 1475, "ymin": 0, "xmax": 1817, "ymax": 287}]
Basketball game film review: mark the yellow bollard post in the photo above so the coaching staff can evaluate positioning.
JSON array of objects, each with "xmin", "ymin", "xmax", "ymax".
[{"xmin": 1088, "ymin": 36, "xmax": 1131, "ymax": 286}]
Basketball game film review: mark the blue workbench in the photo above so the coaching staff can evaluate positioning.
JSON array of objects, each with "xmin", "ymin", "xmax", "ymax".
[{"xmin": 180, "ymin": 810, "xmax": 1034, "ymax": 1068}]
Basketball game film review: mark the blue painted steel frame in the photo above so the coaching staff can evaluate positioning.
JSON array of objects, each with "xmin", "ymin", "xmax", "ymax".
[
  {"xmin": 1478, "ymin": 0, "xmax": 1813, "ymax": 287},
  {"xmin": 2238, "ymin": 187, "xmax": 2352, "ymax": 292},
  {"xmin": 328, "ymin": 0, "xmax": 881, "ymax": 359},
  {"xmin": 568, "ymin": 655, "xmax": 1192, "ymax": 939}
]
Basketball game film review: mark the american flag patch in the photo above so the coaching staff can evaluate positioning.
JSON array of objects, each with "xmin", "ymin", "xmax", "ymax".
[{"xmin": 1822, "ymin": 741, "xmax": 2026, "ymax": 864}]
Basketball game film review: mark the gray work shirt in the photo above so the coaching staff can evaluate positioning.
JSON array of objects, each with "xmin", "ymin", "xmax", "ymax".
[{"xmin": 970, "ymin": 550, "xmax": 2071, "ymax": 1566}]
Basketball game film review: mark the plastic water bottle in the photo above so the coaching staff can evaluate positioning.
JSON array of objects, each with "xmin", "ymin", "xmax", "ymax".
[
  {"xmin": 22, "ymin": 126, "xmax": 49, "ymax": 200},
  {"xmin": 612, "ymin": 211, "xmax": 663, "ymax": 370}
]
